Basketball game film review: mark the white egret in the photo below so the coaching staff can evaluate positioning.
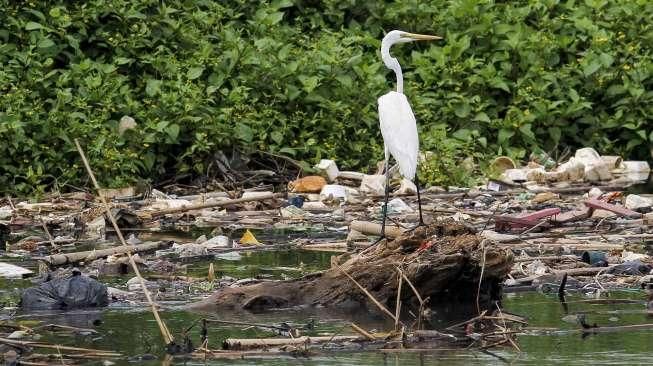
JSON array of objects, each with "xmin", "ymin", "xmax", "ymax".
[{"xmin": 377, "ymin": 30, "xmax": 442, "ymax": 239}]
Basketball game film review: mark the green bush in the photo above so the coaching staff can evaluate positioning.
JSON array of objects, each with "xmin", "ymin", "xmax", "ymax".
[{"xmin": 1, "ymin": 1, "xmax": 652, "ymax": 195}]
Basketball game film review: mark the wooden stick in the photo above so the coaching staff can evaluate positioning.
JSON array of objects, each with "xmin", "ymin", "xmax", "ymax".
[
  {"xmin": 223, "ymin": 335, "xmax": 364, "ymax": 350},
  {"xmin": 396, "ymin": 267, "xmax": 426, "ymax": 330},
  {"xmin": 397, "ymin": 267, "xmax": 424, "ymax": 305},
  {"xmin": 394, "ymin": 271, "xmax": 403, "ymax": 332},
  {"xmin": 513, "ymin": 255, "xmax": 578, "ymax": 263},
  {"xmin": 35, "ymin": 324, "xmax": 98, "ymax": 334},
  {"xmin": 553, "ymin": 267, "xmax": 611, "ymax": 276},
  {"xmin": 148, "ymin": 193, "xmax": 283, "ymax": 216},
  {"xmin": 0, "ymin": 337, "xmax": 121, "ymax": 355},
  {"xmin": 38, "ymin": 216, "xmax": 59, "ymax": 252},
  {"xmin": 204, "ymin": 319, "xmax": 291, "ymax": 332},
  {"xmin": 41, "ymin": 241, "xmax": 168, "ymax": 266},
  {"xmin": 335, "ymin": 263, "xmax": 397, "ymax": 323},
  {"xmin": 74, "ymin": 139, "xmax": 173, "ymax": 345},
  {"xmin": 350, "ymin": 323, "xmax": 376, "ymax": 341},
  {"xmin": 445, "ymin": 311, "xmax": 487, "ymax": 331}
]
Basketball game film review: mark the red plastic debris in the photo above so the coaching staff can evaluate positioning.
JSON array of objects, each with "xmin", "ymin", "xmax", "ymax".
[
  {"xmin": 417, "ymin": 240, "xmax": 435, "ymax": 253},
  {"xmin": 584, "ymin": 198, "xmax": 642, "ymax": 219},
  {"xmin": 495, "ymin": 207, "xmax": 561, "ymax": 232},
  {"xmin": 552, "ymin": 207, "xmax": 591, "ymax": 224}
]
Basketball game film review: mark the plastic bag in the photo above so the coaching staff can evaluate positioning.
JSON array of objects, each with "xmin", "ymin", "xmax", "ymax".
[{"xmin": 20, "ymin": 272, "xmax": 109, "ymax": 310}]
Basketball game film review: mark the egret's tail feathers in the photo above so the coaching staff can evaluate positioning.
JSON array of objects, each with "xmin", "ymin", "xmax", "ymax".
[{"xmin": 399, "ymin": 164, "xmax": 416, "ymax": 181}]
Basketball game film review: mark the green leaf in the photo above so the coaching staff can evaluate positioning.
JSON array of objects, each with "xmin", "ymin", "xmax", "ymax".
[
  {"xmin": 286, "ymin": 84, "xmax": 301, "ymax": 101},
  {"xmin": 336, "ymin": 75, "xmax": 353, "ymax": 87},
  {"xmin": 114, "ymin": 57, "xmax": 132, "ymax": 65},
  {"xmin": 270, "ymin": 131, "xmax": 283, "ymax": 145},
  {"xmin": 156, "ymin": 121, "xmax": 170, "ymax": 131},
  {"xmin": 489, "ymin": 77, "xmax": 510, "ymax": 92},
  {"xmin": 25, "ymin": 22, "xmax": 42, "ymax": 30},
  {"xmin": 298, "ymin": 75, "xmax": 319, "ymax": 92},
  {"xmin": 166, "ymin": 124, "xmax": 180, "ymax": 140},
  {"xmin": 278, "ymin": 44, "xmax": 292, "ymax": 60},
  {"xmin": 272, "ymin": 0, "xmax": 294, "ymax": 8},
  {"xmin": 143, "ymin": 152, "xmax": 156, "ymax": 171},
  {"xmin": 279, "ymin": 147, "xmax": 296, "ymax": 156},
  {"xmin": 235, "ymin": 123, "xmax": 253, "ymax": 142},
  {"xmin": 473, "ymin": 112, "xmax": 491, "ymax": 123},
  {"xmin": 101, "ymin": 64, "xmax": 116, "ymax": 74},
  {"xmin": 519, "ymin": 124, "xmax": 535, "ymax": 140},
  {"xmin": 49, "ymin": 7, "xmax": 62, "ymax": 18},
  {"xmin": 265, "ymin": 11, "xmax": 284, "ymax": 25},
  {"xmin": 626, "ymin": 139, "xmax": 642, "ymax": 150},
  {"xmin": 37, "ymin": 38, "xmax": 55, "ymax": 48},
  {"xmin": 583, "ymin": 61, "xmax": 601, "ymax": 76},
  {"xmin": 145, "ymin": 79, "xmax": 162, "ymax": 96},
  {"xmin": 569, "ymin": 88, "xmax": 579, "ymax": 103},
  {"xmin": 454, "ymin": 103, "xmax": 471, "ymax": 118},
  {"xmin": 187, "ymin": 66, "xmax": 204, "ymax": 80},
  {"xmin": 599, "ymin": 52, "xmax": 614, "ymax": 67},
  {"xmin": 452, "ymin": 129, "xmax": 472, "ymax": 141},
  {"xmin": 636, "ymin": 129, "xmax": 647, "ymax": 141},
  {"xmin": 498, "ymin": 129, "xmax": 514, "ymax": 144}
]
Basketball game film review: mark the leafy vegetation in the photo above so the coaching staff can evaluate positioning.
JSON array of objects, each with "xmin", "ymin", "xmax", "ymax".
[{"xmin": 1, "ymin": 0, "xmax": 652, "ymax": 194}]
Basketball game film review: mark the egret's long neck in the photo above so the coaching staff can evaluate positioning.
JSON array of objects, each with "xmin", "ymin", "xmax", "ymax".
[{"xmin": 381, "ymin": 41, "xmax": 403, "ymax": 94}]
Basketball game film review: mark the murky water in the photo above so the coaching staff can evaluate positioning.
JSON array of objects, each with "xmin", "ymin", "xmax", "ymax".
[{"xmin": 3, "ymin": 249, "xmax": 653, "ymax": 365}]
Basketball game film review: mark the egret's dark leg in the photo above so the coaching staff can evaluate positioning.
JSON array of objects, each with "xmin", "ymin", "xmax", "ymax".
[
  {"xmin": 380, "ymin": 163, "xmax": 391, "ymax": 236},
  {"xmin": 415, "ymin": 173, "xmax": 425, "ymax": 226},
  {"xmin": 406, "ymin": 174, "xmax": 427, "ymax": 233},
  {"xmin": 369, "ymin": 160, "xmax": 391, "ymax": 246}
]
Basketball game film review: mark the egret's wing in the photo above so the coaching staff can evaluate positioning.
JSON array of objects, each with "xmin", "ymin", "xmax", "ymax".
[{"xmin": 378, "ymin": 91, "xmax": 419, "ymax": 180}]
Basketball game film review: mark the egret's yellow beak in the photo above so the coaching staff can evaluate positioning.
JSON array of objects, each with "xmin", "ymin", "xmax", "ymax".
[{"xmin": 402, "ymin": 32, "xmax": 443, "ymax": 41}]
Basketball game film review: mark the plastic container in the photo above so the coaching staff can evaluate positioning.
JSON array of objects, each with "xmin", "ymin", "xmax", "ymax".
[{"xmin": 581, "ymin": 251, "xmax": 608, "ymax": 266}]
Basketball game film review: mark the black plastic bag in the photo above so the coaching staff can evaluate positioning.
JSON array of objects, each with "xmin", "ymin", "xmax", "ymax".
[{"xmin": 20, "ymin": 271, "xmax": 108, "ymax": 310}]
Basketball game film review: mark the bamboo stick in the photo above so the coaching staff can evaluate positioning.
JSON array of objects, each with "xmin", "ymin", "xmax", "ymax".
[{"xmin": 74, "ymin": 139, "xmax": 173, "ymax": 346}]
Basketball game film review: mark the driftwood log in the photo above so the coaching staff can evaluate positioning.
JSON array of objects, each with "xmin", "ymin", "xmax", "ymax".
[
  {"xmin": 42, "ymin": 241, "xmax": 170, "ymax": 266},
  {"xmin": 190, "ymin": 221, "xmax": 514, "ymax": 317}
]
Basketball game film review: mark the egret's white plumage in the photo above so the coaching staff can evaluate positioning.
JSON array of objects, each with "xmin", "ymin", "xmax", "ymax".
[
  {"xmin": 378, "ymin": 30, "xmax": 440, "ymax": 181},
  {"xmin": 373, "ymin": 30, "xmax": 441, "ymax": 234},
  {"xmin": 378, "ymin": 91, "xmax": 418, "ymax": 180}
]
